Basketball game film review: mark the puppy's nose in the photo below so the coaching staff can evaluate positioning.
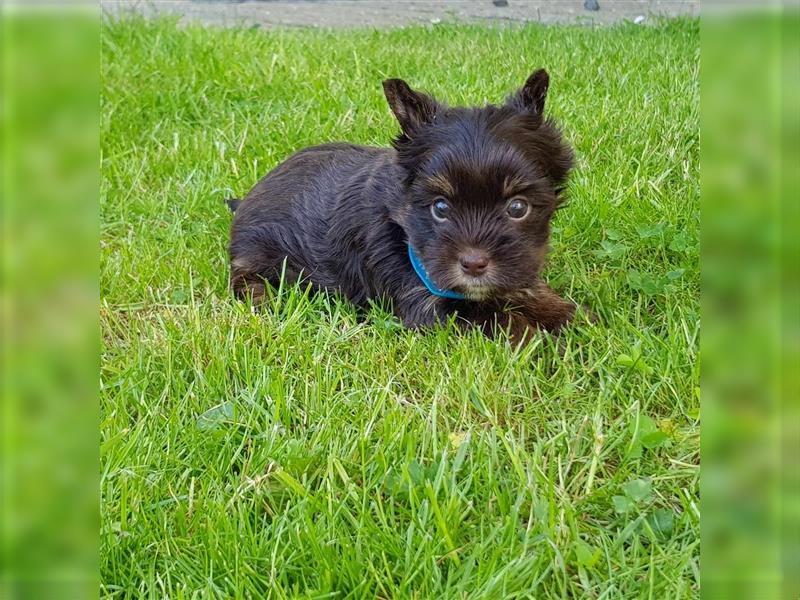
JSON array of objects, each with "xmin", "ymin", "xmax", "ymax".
[{"xmin": 459, "ymin": 250, "xmax": 490, "ymax": 277}]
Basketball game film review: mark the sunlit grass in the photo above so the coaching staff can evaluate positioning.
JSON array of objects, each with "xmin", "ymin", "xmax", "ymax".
[{"xmin": 101, "ymin": 17, "xmax": 699, "ymax": 598}]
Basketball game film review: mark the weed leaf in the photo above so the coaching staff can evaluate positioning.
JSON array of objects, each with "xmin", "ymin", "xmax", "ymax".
[{"xmin": 197, "ymin": 401, "xmax": 235, "ymax": 431}]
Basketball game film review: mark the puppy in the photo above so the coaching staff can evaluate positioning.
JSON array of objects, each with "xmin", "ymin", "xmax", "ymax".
[{"xmin": 228, "ymin": 69, "xmax": 582, "ymax": 341}]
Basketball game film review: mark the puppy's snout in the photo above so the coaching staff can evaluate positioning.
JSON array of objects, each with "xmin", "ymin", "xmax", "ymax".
[{"xmin": 458, "ymin": 250, "xmax": 490, "ymax": 277}]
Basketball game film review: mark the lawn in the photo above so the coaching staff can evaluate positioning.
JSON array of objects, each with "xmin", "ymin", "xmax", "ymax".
[{"xmin": 101, "ymin": 17, "xmax": 699, "ymax": 598}]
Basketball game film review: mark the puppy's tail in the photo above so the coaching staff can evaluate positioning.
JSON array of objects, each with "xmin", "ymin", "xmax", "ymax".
[{"xmin": 225, "ymin": 198, "xmax": 242, "ymax": 212}]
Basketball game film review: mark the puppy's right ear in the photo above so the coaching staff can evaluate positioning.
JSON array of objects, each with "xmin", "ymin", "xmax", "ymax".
[
  {"xmin": 382, "ymin": 79, "xmax": 439, "ymax": 139},
  {"xmin": 508, "ymin": 68, "xmax": 550, "ymax": 115}
]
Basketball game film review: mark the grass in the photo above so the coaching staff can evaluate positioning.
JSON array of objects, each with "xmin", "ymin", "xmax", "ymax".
[{"xmin": 101, "ymin": 16, "xmax": 699, "ymax": 598}]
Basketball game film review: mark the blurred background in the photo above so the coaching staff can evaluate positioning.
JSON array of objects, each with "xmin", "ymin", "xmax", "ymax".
[
  {"xmin": 100, "ymin": 0, "xmax": 698, "ymax": 27},
  {"xmin": 1, "ymin": 0, "xmax": 796, "ymax": 597},
  {"xmin": 2, "ymin": 2, "xmax": 98, "ymax": 598},
  {"xmin": 701, "ymin": 5, "xmax": 799, "ymax": 598}
]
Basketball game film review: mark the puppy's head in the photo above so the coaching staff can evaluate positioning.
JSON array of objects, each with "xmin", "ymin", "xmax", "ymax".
[{"xmin": 383, "ymin": 69, "xmax": 573, "ymax": 300}]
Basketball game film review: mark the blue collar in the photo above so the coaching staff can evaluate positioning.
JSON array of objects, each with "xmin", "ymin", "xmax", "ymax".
[{"xmin": 407, "ymin": 244, "xmax": 465, "ymax": 300}]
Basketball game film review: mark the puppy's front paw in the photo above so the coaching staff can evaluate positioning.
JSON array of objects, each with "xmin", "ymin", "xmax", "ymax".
[{"xmin": 397, "ymin": 303, "xmax": 445, "ymax": 331}]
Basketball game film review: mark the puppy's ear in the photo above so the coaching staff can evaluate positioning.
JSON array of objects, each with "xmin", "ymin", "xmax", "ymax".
[
  {"xmin": 508, "ymin": 68, "xmax": 550, "ymax": 115},
  {"xmin": 382, "ymin": 79, "xmax": 439, "ymax": 139}
]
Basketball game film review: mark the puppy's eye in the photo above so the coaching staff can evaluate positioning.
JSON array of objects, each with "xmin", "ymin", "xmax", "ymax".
[
  {"xmin": 431, "ymin": 198, "xmax": 450, "ymax": 222},
  {"xmin": 506, "ymin": 197, "xmax": 530, "ymax": 220}
]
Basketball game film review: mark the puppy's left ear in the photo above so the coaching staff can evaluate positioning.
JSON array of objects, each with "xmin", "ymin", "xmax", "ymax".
[
  {"xmin": 508, "ymin": 68, "xmax": 550, "ymax": 115},
  {"xmin": 382, "ymin": 79, "xmax": 439, "ymax": 139}
]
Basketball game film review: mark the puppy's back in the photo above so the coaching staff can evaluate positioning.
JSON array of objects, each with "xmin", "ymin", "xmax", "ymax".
[
  {"xmin": 237, "ymin": 143, "xmax": 383, "ymax": 217},
  {"xmin": 228, "ymin": 142, "xmax": 392, "ymax": 300}
]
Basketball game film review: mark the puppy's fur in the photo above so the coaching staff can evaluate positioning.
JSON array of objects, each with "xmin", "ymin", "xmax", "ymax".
[{"xmin": 228, "ymin": 69, "xmax": 581, "ymax": 341}]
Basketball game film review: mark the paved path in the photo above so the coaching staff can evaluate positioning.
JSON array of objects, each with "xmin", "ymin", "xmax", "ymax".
[{"xmin": 103, "ymin": 0, "xmax": 698, "ymax": 28}]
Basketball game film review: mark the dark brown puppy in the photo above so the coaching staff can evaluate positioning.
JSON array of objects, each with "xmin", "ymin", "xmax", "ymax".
[{"xmin": 229, "ymin": 69, "xmax": 580, "ymax": 341}]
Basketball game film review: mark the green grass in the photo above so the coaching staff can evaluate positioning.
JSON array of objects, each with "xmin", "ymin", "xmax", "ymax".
[{"xmin": 101, "ymin": 17, "xmax": 699, "ymax": 598}]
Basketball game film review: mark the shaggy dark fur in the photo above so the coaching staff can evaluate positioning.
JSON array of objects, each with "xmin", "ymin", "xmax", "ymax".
[{"xmin": 228, "ymin": 69, "xmax": 582, "ymax": 341}]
